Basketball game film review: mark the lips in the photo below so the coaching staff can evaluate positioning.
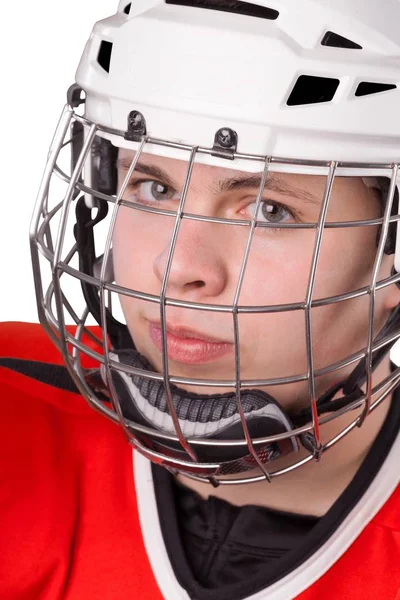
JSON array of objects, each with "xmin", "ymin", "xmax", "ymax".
[
  {"xmin": 148, "ymin": 321, "xmax": 234, "ymax": 365},
  {"xmin": 157, "ymin": 322, "xmax": 230, "ymax": 343}
]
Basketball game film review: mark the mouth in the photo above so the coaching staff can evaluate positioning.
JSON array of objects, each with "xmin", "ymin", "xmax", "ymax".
[{"xmin": 148, "ymin": 321, "xmax": 234, "ymax": 365}]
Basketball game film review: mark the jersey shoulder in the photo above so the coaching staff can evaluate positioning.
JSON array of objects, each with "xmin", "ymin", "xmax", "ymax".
[
  {"xmin": 0, "ymin": 321, "xmax": 102, "ymax": 363},
  {"xmin": 0, "ymin": 321, "xmax": 65, "ymax": 363},
  {"xmin": 0, "ymin": 324, "xmax": 160, "ymax": 600},
  {"xmin": 0, "ymin": 321, "xmax": 99, "ymax": 415}
]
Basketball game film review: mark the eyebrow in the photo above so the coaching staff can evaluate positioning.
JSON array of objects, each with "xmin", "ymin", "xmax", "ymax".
[{"xmin": 116, "ymin": 158, "xmax": 322, "ymax": 207}]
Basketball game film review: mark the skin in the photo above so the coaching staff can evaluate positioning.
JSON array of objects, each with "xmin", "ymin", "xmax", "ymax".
[{"xmin": 112, "ymin": 149, "xmax": 400, "ymax": 516}]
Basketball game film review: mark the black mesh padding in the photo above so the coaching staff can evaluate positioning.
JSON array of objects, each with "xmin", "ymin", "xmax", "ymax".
[{"xmin": 113, "ymin": 348, "xmax": 274, "ymax": 423}]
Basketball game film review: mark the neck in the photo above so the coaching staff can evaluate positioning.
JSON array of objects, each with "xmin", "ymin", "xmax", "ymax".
[{"xmin": 176, "ymin": 360, "xmax": 394, "ymax": 517}]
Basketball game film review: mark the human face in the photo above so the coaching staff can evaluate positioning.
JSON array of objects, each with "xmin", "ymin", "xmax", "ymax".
[{"xmin": 112, "ymin": 149, "xmax": 397, "ymax": 411}]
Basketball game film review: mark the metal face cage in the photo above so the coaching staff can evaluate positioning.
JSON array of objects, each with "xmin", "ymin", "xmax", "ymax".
[{"xmin": 30, "ymin": 92, "xmax": 400, "ymax": 486}]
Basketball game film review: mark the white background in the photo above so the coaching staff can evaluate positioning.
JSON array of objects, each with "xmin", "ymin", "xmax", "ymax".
[{"xmin": 0, "ymin": 0, "xmax": 115, "ymax": 323}]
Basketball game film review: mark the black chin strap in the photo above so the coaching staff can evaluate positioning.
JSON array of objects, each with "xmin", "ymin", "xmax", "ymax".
[{"xmin": 73, "ymin": 197, "xmax": 132, "ymax": 349}]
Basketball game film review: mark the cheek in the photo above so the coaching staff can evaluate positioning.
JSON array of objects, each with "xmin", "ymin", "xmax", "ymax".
[
  {"xmin": 238, "ymin": 311, "xmax": 309, "ymax": 377},
  {"xmin": 314, "ymin": 226, "xmax": 378, "ymax": 299},
  {"xmin": 236, "ymin": 227, "xmax": 379, "ymax": 375},
  {"xmin": 235, "ymin": 234, "xmax": 314, "ymax": 375},
  {"xmin": 112, "ymin": 210, "xmax": 172, "ymax": 334},
  {"xmin": 112, "ymin": 208, "xmax": 171, "ymax": 288},
  {"xmin": 112, "ymin": 209, "xmax": 137, "ymax": 286},
  {"xmin": 239, "ymin": 231, "xmax": 315, "ymax": 305}
]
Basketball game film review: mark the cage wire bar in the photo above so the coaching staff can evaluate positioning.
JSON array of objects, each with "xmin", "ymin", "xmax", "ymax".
[
  {"xmin": 55, "ymin": 254, "xmax": 400, "ymax": 316},
  {"xmin": 232, "ymin": 157, "xmax": 273, "ymax": 481},
  {"xmin": 52, "ymin": 123, "xmax": 98, "ymax": 374},
  {"xmin": 360, "ymin": 164, "xmax": 399, "ymax": 425},
  {"xmin": 37, "ymin": 231, "xmax": 400, "ymax": 437},
  {"xmin": 40, "ymin": 246, "xmax": 400, "ymax": 394},
  {"xmin": 100, "ymin": 136, "xmax": 149, "ymax": 439},
  {"xmin": 53, "ymin": 154, "xmax": 400, "ymax": 231},
  {"xmin": 36, "ymin": 284, "xmax": 400, "ymax": 482},
  {"xmin": 30, "ymin": 105, "xmax": 76, "ymax": 350},
  {"xmin": 40, "ymin": 271, "xmax": 400, "ymax": 457},
  {"xmin": 304, "ymin": 161, "xmax": 337, "ymax": 459},
  {"xmin": 29, "ymin": 103, "xmax": 400, "ymax": 483},
  {"xmin": 158, "ymin": 147, "xmax": 200, "ymax": 463}
]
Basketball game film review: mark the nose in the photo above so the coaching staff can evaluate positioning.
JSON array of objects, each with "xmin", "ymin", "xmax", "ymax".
[{"xmin": 153, "ymin": 218, "xmax": 229, "ymax": 299}]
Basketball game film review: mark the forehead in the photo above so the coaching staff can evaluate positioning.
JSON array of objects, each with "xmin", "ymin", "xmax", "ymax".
[
  {"xmin": 117, "ymin": 148, "xmax": 372, "ymax": 202},
  {"xmin": 118, "ymin": 148, "xmax": 320, "ymax": 185}
]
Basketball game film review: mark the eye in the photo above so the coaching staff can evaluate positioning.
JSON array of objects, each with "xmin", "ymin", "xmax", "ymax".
[
  {"xmin": 143, "ymin": 181, "xmax": 178, "ymax": 202},
  {"xmin": 248, "ymin": 200, "xmax": 294, "ymax": 224},
  {"xmin": 127, "ymin": 180, "xmax": 180, "ymax": 204}
]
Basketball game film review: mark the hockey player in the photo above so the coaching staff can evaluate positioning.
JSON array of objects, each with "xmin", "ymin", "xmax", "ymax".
[{"xmin": 1, "ymin": 1, "xmax": 399, "ymax": 598}]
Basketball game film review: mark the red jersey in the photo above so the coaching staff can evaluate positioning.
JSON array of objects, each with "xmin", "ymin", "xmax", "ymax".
[{"xmin": 0, "ymin": 322, "xmax": 399, "ymax": 600}]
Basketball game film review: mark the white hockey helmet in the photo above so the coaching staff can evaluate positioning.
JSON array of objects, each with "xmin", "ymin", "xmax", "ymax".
[{"xmin": 31, "ymin": 0, "xmax": 400, "ymax": 484}]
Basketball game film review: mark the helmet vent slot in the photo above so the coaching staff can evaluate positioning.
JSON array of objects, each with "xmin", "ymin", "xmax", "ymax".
[
  {"xmin": 124, "ymin": 3, "xmax": 131, "ymax": 14},
  {"xmin": 97, "ymin": 41, "xmax": 113, "ymax": 73},
  {"xmin": 355, "ymin": 82, "xmax": 397, "ymax": 97},
  {"xmin": 321, "ymin": 31, "xmax": 362, "ymax": 50},
  {"xmin": 165, "ymin": 0, "xmax": 279, "ymax": 21},
  {"xmin": 287, "ymin": 75, "xmax": 340, "ymax": 106}
]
